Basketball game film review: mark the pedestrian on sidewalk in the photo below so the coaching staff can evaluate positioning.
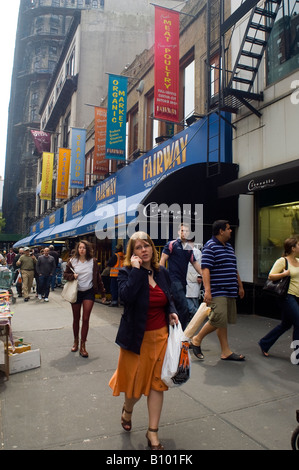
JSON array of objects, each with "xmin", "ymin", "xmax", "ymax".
[
  {"xmin": 109, "ymin": 231, "xmax": 178, "ymax": 450},
  {"xmin": 49, "ymin": 245, "xmax": 59, "ymax": 291},
  {"xmin": 16, "ymin": 247, "xmax": 36, "ymax": 302},
  {"xmin": 107, "ymin": 243, "xmax": 124, "ymax": 307},
  {"xmin": 191, "ymin": 220, "xmax": 245, "ymax": 361},
  {"xmin": 13, "ymin": 248, "xmax": 24, "ymax": 298},
  {"xmin": 36, "ymin": 247, "xmax": 56, "ymax": 302},
  {"xmin": 160, "ymin": 223, "xmax": 202, "ymax": 329},
  {"xmin": 64, "ymin": 240, "xmax": 106, "ymax": 358},
  {"xmin": 259, "ymin": 237, "xmax": 299, "ymax": 361}
]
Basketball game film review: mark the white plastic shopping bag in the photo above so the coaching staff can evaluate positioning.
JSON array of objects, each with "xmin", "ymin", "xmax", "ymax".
[{"xmin": 162, "ymin": 321, "xmax": 190, "ymax": 387}]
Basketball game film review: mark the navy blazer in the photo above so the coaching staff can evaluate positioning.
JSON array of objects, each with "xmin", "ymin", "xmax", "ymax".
[{"xmin": 115, "ymin": 265, "xmax": 177, "ymax": 355}]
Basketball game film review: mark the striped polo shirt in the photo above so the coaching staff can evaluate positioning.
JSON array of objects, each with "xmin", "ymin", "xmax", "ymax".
[{"xmin": 201, "ymin": 236, "xmax": 238, "ymax": 298}]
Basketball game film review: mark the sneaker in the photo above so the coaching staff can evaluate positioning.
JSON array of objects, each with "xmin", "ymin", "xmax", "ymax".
[
  {"xmin": 44, "ymin": 298, "xmax": 49, "ymax": 302},
  {"xmin": 38, "ymin": 294, "xmax": 42, "ymax": 300}
]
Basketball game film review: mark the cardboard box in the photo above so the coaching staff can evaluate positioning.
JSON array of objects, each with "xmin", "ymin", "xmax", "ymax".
[{"xmin": 9, "ymin": 349, "xmax": 41, "ymax": 375}]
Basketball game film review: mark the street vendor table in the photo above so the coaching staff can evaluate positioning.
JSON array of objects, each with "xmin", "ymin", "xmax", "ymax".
[{"xmin": 0, "ymin": 318, "xmax": 13, "ymax": 380}]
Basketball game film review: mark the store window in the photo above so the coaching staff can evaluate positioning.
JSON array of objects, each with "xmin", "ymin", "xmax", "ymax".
[
  {"xmin": 267, "ymin": 0, "xmax": 299, "ymax": 85},
  {"xmin": 258, "ymin": 200, "xmax": 299, "ymax": 278}
]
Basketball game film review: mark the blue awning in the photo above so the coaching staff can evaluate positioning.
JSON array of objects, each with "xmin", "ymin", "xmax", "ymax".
[
  {"xmin": 50, "ymin": 217, "xmax": 83, "ymax": 240},
  {"xmin": 33, "ymin": 226, "xmax": 56, "ymax": 244},
  {"xmin": 13, "ymin": 233, "xmax": 40, "ymax": 248},
  {"xmin": 75, "ymin": 189, "xmax": 151, "ymax": 236}
]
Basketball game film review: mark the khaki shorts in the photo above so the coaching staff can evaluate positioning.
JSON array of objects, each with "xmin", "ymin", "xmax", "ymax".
[{"xmin": 208, "ymin": 297, "xmax": 237, "ymax": 328}]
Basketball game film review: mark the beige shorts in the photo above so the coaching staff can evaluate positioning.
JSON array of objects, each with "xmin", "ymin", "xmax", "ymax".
[{"xmin": 208, "ymin": 297, "xmax": 237, "ymax": 328}]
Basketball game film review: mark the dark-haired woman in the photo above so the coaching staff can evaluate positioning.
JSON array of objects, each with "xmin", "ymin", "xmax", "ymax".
[
  {"xmin": 109, "ymin": 231, "xmax": 178, "ymax": 450},
  {"xmin": 64, "ymin": 240, "xmax": 106, "ymax": 357},
  {"xmin": 259, "ymin": 237, "xmax": 299, "ymax": 361}
]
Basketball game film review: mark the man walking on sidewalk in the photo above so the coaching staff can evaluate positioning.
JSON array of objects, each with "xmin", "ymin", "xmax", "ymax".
[
  {"xmin": 16, "ymin": 247, "xmax": 36, "ymax": 302},
  {"xmin": 191, "ymin": 220, "xmax": 245, "ymax": 361},
  {"xmin": 160, "ymin": 223, "xmax": 202, "ymax": 329},
  {"xmin": 36, "ymin": 247, "xmax": 56, "ymax": 302}
]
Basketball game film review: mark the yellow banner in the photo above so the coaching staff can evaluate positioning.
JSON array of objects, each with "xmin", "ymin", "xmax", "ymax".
[
  {"xmin": 40, "ymin": 152, "xmax": 54, "ymax": 200},
  {"xmin": 56, "ymin": 148, "xmax": 71, "ymax": 199}
]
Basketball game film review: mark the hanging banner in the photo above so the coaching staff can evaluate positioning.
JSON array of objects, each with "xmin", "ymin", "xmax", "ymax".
[
  {"xmin": 56, "ymin": 148, "xmax": 71, "ymax": 199},
  {"xmin": 30, "ymin": 130, "xmax": 51, "ymax": 154},
  {"xmin": 70, "ymin": 127, "xmax": 86, "ymax": 188},
  {"xmin": 106, "ymin": 74, "xmax": 128, "ymax": 160},
  {"xmin": 94, "ymin": 107, "xmax": 109, "ymax": 175},
  {"xmin": 154, "ymin": 6, "xmax": 180, "ymax": 123},
  {"xmin": 40, "ymin": 152, "xmax": 54, "ymax": 200}
]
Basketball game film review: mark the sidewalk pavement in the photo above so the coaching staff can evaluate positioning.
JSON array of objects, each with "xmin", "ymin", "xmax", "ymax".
[{"xmin": 0, "ymin": 287, "xmax": 298, "ymax": 452}]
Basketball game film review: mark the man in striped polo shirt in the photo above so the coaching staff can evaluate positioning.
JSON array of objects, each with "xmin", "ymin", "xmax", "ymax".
[{"xmin": 191, "ymin": 220, "xmax": 245, "ymax": 361}]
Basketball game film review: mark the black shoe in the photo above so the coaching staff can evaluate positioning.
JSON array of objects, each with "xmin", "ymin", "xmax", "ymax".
[
  {"xmin": 109, "ymin": 302, "xmax": 118, "ymax": 307},
  {"xmin": 24, "ymin": 298, "xmax": 29, "ymax": 302},
  {"xmin": 191, "ymin": 342, "xmax": 204, "ymax": 359}
]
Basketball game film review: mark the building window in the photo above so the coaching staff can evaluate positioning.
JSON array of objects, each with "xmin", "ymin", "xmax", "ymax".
[
  {"xmin": 184, "ymin": 60, "xmax": 195, "ymax": 119},
  {"xmin": 63, "ymin": 113, "xmax": 71, "ymax": 148},
  {"xmin": 66, "ymin": 49, "xmax": 75, "ymax": 76},
  {"xmin": 145, "ymin": 91, "xmax": 159, "ymax": 150},
  {"xmin": 210, "ymin": 53, "xmax": 220, "ymax": 98},
  {"xmin": 180, "ymin": 50, "xmax": 195, "ymax": 124},
  {"xmin": 267, "ymin": 0, "xmax": 299, "ymax": 85},
  {"xmin": 128, "ymin": 106, "xmax": 139, "ymax": 158}
]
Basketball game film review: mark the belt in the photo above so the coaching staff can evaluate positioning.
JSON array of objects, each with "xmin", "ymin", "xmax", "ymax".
[{"xmin": 21, "ymin": 269, "xmax": 34, "ymax": 271}]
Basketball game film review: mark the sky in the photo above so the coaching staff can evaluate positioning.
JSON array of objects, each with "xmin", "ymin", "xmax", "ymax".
[{"xmin": 0, "ymin": 1, "xmax": 20, "ymax": 178}]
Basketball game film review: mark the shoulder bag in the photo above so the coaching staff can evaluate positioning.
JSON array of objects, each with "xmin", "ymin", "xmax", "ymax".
[
  {"xmin": 263, "ymin": 257, "xmax": 290, "ymax": 298},
  {"xmin": 61, "ymin": 265, "xmax": 78, "ymax": 303}
]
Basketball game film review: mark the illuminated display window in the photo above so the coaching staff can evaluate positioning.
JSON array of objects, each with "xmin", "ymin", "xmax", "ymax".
[{"xmin": 258, "ymin": 201, "xmax": 299, "ymax": 278}]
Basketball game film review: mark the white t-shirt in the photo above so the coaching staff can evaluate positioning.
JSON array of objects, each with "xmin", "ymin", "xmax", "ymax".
[{"xmin": 71, "ymin": 258, "xmax": 93, "ymax": 291}]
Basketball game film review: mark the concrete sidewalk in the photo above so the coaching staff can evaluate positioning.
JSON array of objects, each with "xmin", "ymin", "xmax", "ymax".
[{"xmin": 0, "ymin": 287, "xmax": 298, "ymax": 451}]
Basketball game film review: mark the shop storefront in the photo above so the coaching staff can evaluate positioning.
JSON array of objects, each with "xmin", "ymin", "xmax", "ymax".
[
  {"xmin": 219, "ymin": 159, "xmax": 299, "ymax": 317},
  {"xmin": 16, "ymin": 113, "xmax": 239, "ymax": 267}
]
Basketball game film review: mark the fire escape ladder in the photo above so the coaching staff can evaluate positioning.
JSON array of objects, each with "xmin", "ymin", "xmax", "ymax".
[{"xmin": 225, "ymin": 0, "xmax": 282, "ymax": 116}]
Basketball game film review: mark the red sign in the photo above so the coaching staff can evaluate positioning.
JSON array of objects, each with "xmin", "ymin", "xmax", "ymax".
[
  {"xmin": 30, "ymin": 130, "xmax": 51, "ymax": 154},
  {"xmin": 94, "ymin": 107, "xmax": 109, "ymax": 175},
  {"xmin": 154, "ymin": 6, "xmax": 180, "ymax": 123}
]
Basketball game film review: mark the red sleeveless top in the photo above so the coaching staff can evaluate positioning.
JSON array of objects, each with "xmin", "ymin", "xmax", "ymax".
[{"xmin": 145, "ymin": 284, "xmax": 168, "ymax": 331}]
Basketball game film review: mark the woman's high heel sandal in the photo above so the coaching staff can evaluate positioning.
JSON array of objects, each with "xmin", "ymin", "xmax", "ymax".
[
  {"xmin": 146, "ymin": 428, "xmax": 164, "ymax": 450},
  {"xmin": 121, "ymin": 405, "xmax": 132, "ymax": 432}
]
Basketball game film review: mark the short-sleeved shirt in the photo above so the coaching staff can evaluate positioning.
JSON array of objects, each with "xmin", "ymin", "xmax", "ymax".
[
  {"xmin": 269, "ymin": 257, "xmax": 299, "ymax": 297},
  {"xmin": 201, "ymin": 236, "xmax": 238, "ymax": 298},
  {"xmin": 162, "ymin": 238, "xmax": 195, "ymax": 286},
  {"xmin": 71, "ymin": 258, "xmax": 93, "ymax": 291}
]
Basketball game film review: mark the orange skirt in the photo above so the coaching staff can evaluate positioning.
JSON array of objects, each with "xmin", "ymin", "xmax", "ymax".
[{"xmin": 109, "ymin": 326, "xmax": 169, "ymax": 398}]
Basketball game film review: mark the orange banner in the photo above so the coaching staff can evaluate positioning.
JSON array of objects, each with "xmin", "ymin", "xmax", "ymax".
[
  {"xmin": 94, "ymin": 107, "xmax": 109, "ymax": 175},
  {"xmin": 154, "ymin": 6, "xmax": 180, "ymax": 123},
  {"xmin": 40, "ymin": 152, "xmax": 54, "ymax": 201},
  {"xmin": 56, "ymin": 148, "xmax": 71, "ymax": 199}
]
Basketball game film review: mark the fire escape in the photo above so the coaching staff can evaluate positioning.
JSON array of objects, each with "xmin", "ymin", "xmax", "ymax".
[{"xmin": 206, "ymin": 0, "xmax": 282, "ymax": 176}]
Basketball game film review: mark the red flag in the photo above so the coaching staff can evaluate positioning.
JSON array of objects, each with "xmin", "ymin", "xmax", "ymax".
[{"xmin": 154, "ymin": 6, "xmax": 180, "ymax": 123}]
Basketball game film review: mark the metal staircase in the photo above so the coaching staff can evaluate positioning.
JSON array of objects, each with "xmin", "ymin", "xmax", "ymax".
[{"xmin": 209, "ymin": 0, "xmax": 282, "ymax": 118}]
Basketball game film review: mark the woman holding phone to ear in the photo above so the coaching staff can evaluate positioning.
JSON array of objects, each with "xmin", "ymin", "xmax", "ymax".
[{"xmin": 109, "ymin": 231, "xmax": 178, "ymax": 450}]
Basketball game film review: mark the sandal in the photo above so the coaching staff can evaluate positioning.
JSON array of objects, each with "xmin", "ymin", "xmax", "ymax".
[
  {"xmin": 191, "ymin": 342, "xmax": 204, "ymax": 359},
  {"xmin": 146, "ymin": 428, "xmax": 164, "ymax": 450},
  {"xmin": 221, "ymin": 352, "xmax": 245, "ymax": 361},
  {"xmin": 121, "ymin": 405, "xmax": 132, "ymax": 432}
]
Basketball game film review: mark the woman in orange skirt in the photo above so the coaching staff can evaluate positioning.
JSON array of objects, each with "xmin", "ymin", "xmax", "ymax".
[{"xmin": 109, "ymin": 232, "xmax": 178, "ymax": 450}]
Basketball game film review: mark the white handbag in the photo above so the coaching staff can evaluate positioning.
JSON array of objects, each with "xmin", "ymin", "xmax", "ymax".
[{"xmin": 61, "ymin": 266, "xmax": 78, "ymax": 303}]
